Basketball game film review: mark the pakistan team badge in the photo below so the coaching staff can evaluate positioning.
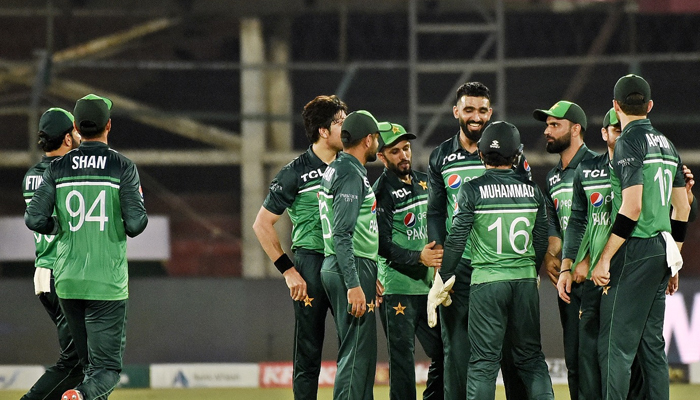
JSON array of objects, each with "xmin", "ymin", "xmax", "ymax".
[{"xmin": 393, "ymin": 302, "xmax": 406, "ymax": 315}]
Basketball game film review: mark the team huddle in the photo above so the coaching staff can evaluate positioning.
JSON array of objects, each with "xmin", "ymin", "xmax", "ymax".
[{"xmin": 254, "ymin": 75, "xmax": 696, "ymax": 400}]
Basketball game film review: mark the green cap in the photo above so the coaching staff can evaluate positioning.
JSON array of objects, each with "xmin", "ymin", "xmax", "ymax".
[
  {"xmin": 39, "ymin": 108, "xmax": 74, "ymax": 139},
  {"xmin": 74, "ymin": 94, "xmax": 113, "ymax": 135},
  {"xmin": 533, "ymin": 100, "xmax": 587, "ymax": 131},
  {"xmin": 341, "ymin": 110, "xmax": 379, "ymax": 144},
  {"xmin": 377, "ymin": 122, "xmax": 416, "ymax": 150},
  {"xmin": 602, "ymin": 108, "xmax": 619, "ymax": 128},
  {"xmin": 478, "ymin": 121, "xmax": 521, "ymax": 158},
  {"xmin": 614, "ymin": 74, "xmax": 651, "ymax": 104}
]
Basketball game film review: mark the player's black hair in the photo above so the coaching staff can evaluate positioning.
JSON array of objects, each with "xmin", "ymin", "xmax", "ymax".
[
  {"xmin": 480, "ymin": 152, "xmax": 516, "ymax": 168},
  {"xmin": 617, "ymin": 94, "xmax": 649, "ymax": 116},
  {"xmin": 455, "ymin": 82, "xmax": 491, "ymax": 105},
  {"xmin": 302, "ymin": 95, "xmax": 348, "ymax": 144},
  {"xmin": 38, "ymin": 130, "xmax": 70, "ymax": 152}
]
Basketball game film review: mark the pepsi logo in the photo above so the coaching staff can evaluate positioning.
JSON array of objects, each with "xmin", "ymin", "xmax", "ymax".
[
  {"xmin": 448, "ymin": 174, "xmax": 462, "ymax": 189},
  {"xmin": 590, "ymin": 192, "xmax": 604, "ymax": 208},
  {"xmin": 371, "ymin": 200, "xmax": 377, "ymax": 214},
  {"xmin": 553, "ymin": 198, "xmax": 560, "ymax": 211},
  {"xmin": 404, "ymin": 212, "xmax": 416, "ymax": 227},
  {"xmin": 524, "ymin": 159, "xmax": 531, "ymax": 171}
]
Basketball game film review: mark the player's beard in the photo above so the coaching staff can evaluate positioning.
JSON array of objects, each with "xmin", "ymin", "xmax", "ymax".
[
  {"xmin": 546, "ymin": 130, "xmax": 572, "ymax": 154},
  {"xmin": 367, "ymin": 150, "xmax": 378, "ymax": 163},
  {"xmin": 388, "ymin": 160, "xmax": 412, "ymax": 179},
  {"xmin": 459, "ymin": 118, "xmax": 485, "ymax": 142}
]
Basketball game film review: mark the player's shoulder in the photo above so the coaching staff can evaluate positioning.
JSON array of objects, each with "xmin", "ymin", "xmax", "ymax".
[
  {"xmin": 579, "ymin": 152, "xmax": 608, "ymax": 169},
  {"xmin": 428, "ymin": 135, "xmax": 457, "ymax": 165}
]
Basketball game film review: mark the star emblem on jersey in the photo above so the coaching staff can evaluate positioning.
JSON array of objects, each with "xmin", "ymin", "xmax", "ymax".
[
  {"xmin": 418, "ymin": 180, "xmax": 427, "ymax": 190},
  {"xmin": 303, "ymin": 296, "xmax": 314, "ymax": 307},
  {"xmin": 367, "ymin": 300, "xmax": 376, "ymax": 313},
  {"xmin": 602, "ymin": 286, "xmax": 610, "ymax": 295},
  {"xmin": 393, "ymin": 302, "xmax": 406, "ymax": 315}
]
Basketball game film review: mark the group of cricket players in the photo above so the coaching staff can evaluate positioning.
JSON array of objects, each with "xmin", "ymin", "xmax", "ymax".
[{"xmin": 255, "ymin": 73, "xmax": 695, "ymax": 400}]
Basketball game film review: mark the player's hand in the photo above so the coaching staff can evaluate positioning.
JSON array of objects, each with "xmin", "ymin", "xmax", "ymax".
[
  {"xmin": 427, "ymin": 274, "xmax": 455, "ymax": 328},
  {"xmin": 683, "ymin": 165, "xmax": 695, "ymax": 204},
  {"xmin": 557, "ymin": 269, "xmax": 573, "ymax": 304},
  {"xmin": 543, "ymin": 252, "xmax": 561, "ymax": 287},
  {"xmin": 591, "ymin": 258, "xmax": 611, "ymax": 287},
  {"xmin": 347, "ymin": 286, "xmax": 367, "ymax": 318},
  {"xmin": 282, "ymin": 267, "xmax": 307, "ymax": 301},
  {"xmin": 573, "ymin": 255, "xmax": 590, "ymax": 284},
  {"xmin": 375, "ymin": 279, "xmax": 384, "ymax": 306},
  {"xmin": 420, "ymin": 241, "xmax": 444, "ymax": 268},
  {"xmin": 666, "ymin": 273, "xmax": 679, "ymax": 295}
]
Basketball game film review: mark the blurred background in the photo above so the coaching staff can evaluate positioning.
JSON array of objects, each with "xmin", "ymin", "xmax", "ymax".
[{"xmin": 1, "ymin": 0, "xmax": 699, "ymax": 390}]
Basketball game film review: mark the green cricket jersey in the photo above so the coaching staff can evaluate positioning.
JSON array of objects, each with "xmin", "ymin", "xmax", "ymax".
[
  {"xmin": 545, "ymin": 144, "xmax": 598, "ymax": 243},
  {"xmin": 610, "ymin": 119, "xmax": 685, "ymax": 238},
  {"xmin": 319, "ymin": 152, "xmax": 379, "ymax": 288},
  {"xmin": 25, "ymin": 141, "xmax": 148, "ymax": 300},
  {"xmin": 427, "ymin": 132, "xmax": 532, "ymax": 260},
  {"xmin": 372, "ymin": 168, "xmax": 431, "ymax": 295},
  {"xmin": 23, "ymin": 156, "xmax": 60, "ymax": 269},
  {"xmin": 440, "ymin": 169, "xmax": 548, "ymax": 285},
  {"xmin": 263, "ymin": 146, "xmax": 331, "ymax": 253},
  {"xmin": 563, "ymin": 153, "xmax": 613, "ymax": 271}
]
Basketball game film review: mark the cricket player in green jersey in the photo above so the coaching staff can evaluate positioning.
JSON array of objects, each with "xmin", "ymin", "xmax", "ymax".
[
  {"xmin": 25, "ymin": 94, "xmax": 148, "ymax": 400},
  {"xmin": 21, "ymin": 108, "xmax": 84, "ymax": 400},
  {"xmin": 373, "ymin": 122, "xmax": 444, "ymax": 400},
  {"xmin": 431, "ymin": 121, "xmax": 552, "ymax": 400},
  {"xmin": 319, "ymin": 110, "xmax": 380, "ymax": 400},
  {"xmin": 426, "ymin": 82, "xmax": 529, "ymax": 400},
  {"xmin": 591, "ymin": 74, "xmax": 690, "ymax": 400},
  {"xmin": 253, "ymin": 95, "xmax": 347, "ymax": 399},
  {"xmin": 534, "ymin": 100, "xmax": 597, "ymax": 400}
]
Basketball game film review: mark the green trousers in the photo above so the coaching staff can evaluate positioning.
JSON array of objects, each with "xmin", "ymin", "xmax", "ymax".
[
  {"xmin": 59, "ymin": 298, "xmax": 128, "ymax": 400},
  {"xmin": 599, "ymin": 235, "xmax": 670, "ymax": 400},
  {"xmin": 467, "ymin": 279, "xmax": 554, "ymax": 400},
  {"xmin": 379, "ymin": 293, "xmax": 443, "ymax": 400},
  {"xmin": 558, "ymin": 280, "xmax": 583, "ymax": 400},
  {"xmin": 22, "ymin": 273, "xmax": 83, "ymax": 400},
  {"xmin": 439, "ymin": 258, "xmax": 528, "ymax": 400},
  {"xmin": 292, "ymin": 249, "xmax": 332, "ymax": 400},
  {"xmin": 321, "ymin": 256, "xmax": 377, "ymax": 400}
]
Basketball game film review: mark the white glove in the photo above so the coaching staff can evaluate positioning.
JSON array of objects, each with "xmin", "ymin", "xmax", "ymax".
[{"xmin": 427, "ymin": 274, "xmax": 456, "ymax": 328}]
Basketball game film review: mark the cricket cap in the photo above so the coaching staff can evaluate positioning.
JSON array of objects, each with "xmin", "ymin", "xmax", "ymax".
[
  {"xmin": 341, "ymin": 110, "xmax": 379, "ymax": 144},
  {"xmin": 377, "ymin": 122, "xmax": 416, "ymax": 150},
  {"xmin": 614, "ymin": 74, "xmax": 651, "ymax": 104},
  {"xmin": 73, "ymin": 94, "xmax": 113, "ymax": 135},
  {"xmin": 533, "ymin": 100, "xmax": 588, "ymax": 131},
  {"xmin": 39, "ymin": 108, "xmax": 74, "ymax": 139},
  {"xmin": 602, "ymin": 108, "xmax": 620, "ymax": 128},
  {"xmin": 478, "ymin": 121, "xmax": 521, "ymax": 158}
]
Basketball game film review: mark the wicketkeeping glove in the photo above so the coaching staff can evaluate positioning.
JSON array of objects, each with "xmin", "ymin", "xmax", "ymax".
[{"xmin": 427, "ymin": 273, "xmax": 456, "ymax": 328}]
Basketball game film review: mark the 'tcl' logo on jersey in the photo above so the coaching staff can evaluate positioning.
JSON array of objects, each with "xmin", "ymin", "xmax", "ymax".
[
  {"xmin": 590, "ymin": 192, "xmax": 604, "ymax": 208},
  {"xmin": 553, "ymin": 198, "xmax": 560, "ymax": 212},
  {"xmin": 448, "ymin": 174, "xmax": 462, "ymax": 189},
  {"xmin": 404, "ymin": 212, "xmax": 416, "ymax": 227},
  {"xmin": 371, "ymin": 200, "xmax": 377, "ymax": 214}
]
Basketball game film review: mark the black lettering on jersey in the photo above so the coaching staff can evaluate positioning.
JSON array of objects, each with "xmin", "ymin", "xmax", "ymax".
[{"xmin": 72, "ymin": 155, "xmax": 107, "ymax": 170}]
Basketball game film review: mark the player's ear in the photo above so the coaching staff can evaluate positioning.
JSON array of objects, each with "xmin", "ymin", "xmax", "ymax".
[
  {"xmin": 601, "ymin": 127, "xmax": 608, "ymax": 142},
  {"xmin": 647, "ymin": 100, "xmax": 654, "ymax": 113},
  {"xmin": 318, "ymin": 127, "xmax": 329, "ymax": 139}
]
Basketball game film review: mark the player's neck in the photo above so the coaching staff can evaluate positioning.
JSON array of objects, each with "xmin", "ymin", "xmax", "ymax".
[
  {"xmin": 558, "ymin": 141, "xmax": 584, "ymax": 169},
  {"xmin": 459, "ymin": 130, "xmax": 478, "ymax": 153},
  {"xmin": 312, "ymin": 141, "xmax": 339, "ymax": 165},
  {"xmin": 618, "ymin": 113, "xmax": 647, "ymax": 131}
]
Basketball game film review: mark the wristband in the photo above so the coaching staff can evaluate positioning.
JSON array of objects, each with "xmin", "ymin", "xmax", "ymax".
[
  {"xmin": 274, "ymin": 253, "xmax": 294, "ymax": 274},
  {"xmin": 611, "ymin": 213, "xmax": 637, "ymax": 239},
  {"xmin": 560, "ymin": 269, "xmax": 572, "ymax": 273},
  {"xmin": 671, "ymin": 219, "xmax": 688, "ymax": 242}
]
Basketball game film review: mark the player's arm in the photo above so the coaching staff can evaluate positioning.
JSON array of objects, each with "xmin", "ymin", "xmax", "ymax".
[
  {"xmin": 440, "ymin": 184, "xmax": 475, "ymax": 280},
  {"xmin": 375, "ymin": 184, "xmax": 420, "ymax": 266},
  {"xmin": 120, "ymin": 163, "xmax": 148, "ymax": 237},
  {"xmin": 25, "ymin": 166, "xmax": 59, "ymax": 235},
  {"xmin": 515, "ymin": 150, "xmax": 533, "ymax": 181},
  {"xmin": 253, "ymin": 206, "xmax": 307, "ymax": 301},
  {"xmin": 562, "ymin": 167, "xmax": 589, "ymax": 284},
  {"xmin": 543, "ymin": 186, "xmax": 562, "ymax": 286},
  {"xmin": 683, "ymin": 165, "xmax": 697, "ymax": 222},
  {"xmin": 427, "ymin": 150, "xmax": 447, "ymax": 247},
  {"xmin": 253, "ymin": 167, "xmax": 307, "ymax": 300},
  {"xmin": 533, "ymin": 186, "xmax": 549, "ymax": 273}
]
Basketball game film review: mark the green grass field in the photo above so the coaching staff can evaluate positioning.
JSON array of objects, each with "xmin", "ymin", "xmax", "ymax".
[{"xmin": 1, "ymin": 384, "xmax": 698, "ymax": 400}]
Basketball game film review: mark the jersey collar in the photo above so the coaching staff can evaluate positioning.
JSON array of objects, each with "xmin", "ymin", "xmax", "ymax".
[
  {"xmin": 621, "ymin": 118, "xmax": 651, "ymax": 136},
  {"xmin": 382, "ymin": 168, "xmax": 419, "ymax": 190},
  {"xmin": 556, "ymin": 143, "xmax": 591, "ymax": 172},
  {"xmin": 306, "ymin": 145, "xmax": 332, "ymax": 167},
  {"xmin": 449, "ymin": 131, "xmax": 479, "ymax": 155}
]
